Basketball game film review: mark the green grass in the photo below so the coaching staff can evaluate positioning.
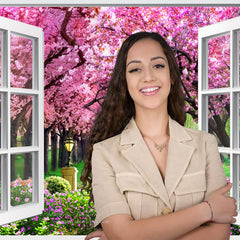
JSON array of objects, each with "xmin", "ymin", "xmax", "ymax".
[{"xmin": 13, "ymin": 154, "xmax": 25, "ymax": 179}]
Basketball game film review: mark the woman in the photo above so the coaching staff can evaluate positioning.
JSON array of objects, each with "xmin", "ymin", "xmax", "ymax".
[{"xmin": 82, "ymin": 32, "xmax": 237, "ymax": 240}]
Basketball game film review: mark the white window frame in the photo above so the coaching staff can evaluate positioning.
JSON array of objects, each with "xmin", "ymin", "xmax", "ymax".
[
  {"xmin": 198, "ymin": 16, "xmax": 240, "ymax": 224},
  {"xmin": 0, "ymin": 16, "xmax": 44, "ymax": 225}
]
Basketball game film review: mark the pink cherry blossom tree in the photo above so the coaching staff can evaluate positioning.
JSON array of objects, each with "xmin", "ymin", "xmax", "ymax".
[{"xmin": 1, "ymin": 6, "xmax": 239, "ymax": 175}]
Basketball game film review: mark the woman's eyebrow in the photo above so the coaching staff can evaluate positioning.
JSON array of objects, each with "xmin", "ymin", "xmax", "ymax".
[
  {"xmin": 127, "ymin": 56, "xmax": 166, "ymax": 67},
  {"xmin": 151, "ymin": 56, "xmax": 166, "ymax": 61},
  {"xmin": 126, "ymin": 60, "xmax": 141, "ymax": 67}
]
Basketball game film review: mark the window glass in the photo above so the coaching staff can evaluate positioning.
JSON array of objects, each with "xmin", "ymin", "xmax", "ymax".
[
  {"xmin": 10, "ymin": 34, "xmax": 32, "ymax": 89},
  {"xmin": 0, "ymin": 155, "xmax": 2, "ymax": 211},
  {"xmin": 11, "ymin": 94, "xmax": 32, "ymax": 147},
  {"xmin": 221, "ymin": 153, "xmax": 230, "ymax": 180},
  {"xmin": 0, "ymin": 93, "xmax": 1, "ymax": 149},
  {"xmin": 239, "ymin": 31, "xmax": 240, "ymax": 86},
  {"xmin": 0, "ymin": 31, "xmax": 1, "ymax": 86},
  {"xmin": 10, "ymin": 153, "xmax": 32, "ymax": 207},
  {"xmin": 208, "ymin": 34, "xmax": 230, "ymax": 89},
  {"xmin": 208, "ymin": 94, "xmax": 230, "ymax": 147}
]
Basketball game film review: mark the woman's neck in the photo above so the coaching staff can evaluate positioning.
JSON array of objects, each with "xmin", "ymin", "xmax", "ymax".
[{"xmin": 135, "ymin": 110, "xmax": 169, "ymax": 139}]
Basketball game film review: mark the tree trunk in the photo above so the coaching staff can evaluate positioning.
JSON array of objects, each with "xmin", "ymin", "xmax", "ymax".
[
  {"xmin": 44, "ymin": 128, "xmax": 50, "ymax": 175},
  {"xmin": 23, "ymin": 117, "xmax": 32, "ymax": 179},
  {"xmin": 23, "ymin": 153, "xmax": 32, "ymax": 179},
  {"xmin": 188, "ymin": 109, "xmax": 230, "ymax": 148},
  {"xmin": 76, "ymin": 138, "xmax": 82, "ymax": 162},
  {"xmin": 58, "ymin": 126, "xmax": 67, "ymax": 168},
  {"xmin": 10, "ymin": 123, "xmax": 17, "ymax": 181},
  {"xmin": 80, "ymin": 132, "xmax": 86, "ymax": 161},
  {"xmin": 209, "ymin": 115, "xmax": 230, "ymax": 147},
  {"xmin": 71, "ymin": 143, "xmax": 77, "ymax": 164},
  {"xmin": 51, "ymin": 129, "xmax": 58, "ymax": 171}
]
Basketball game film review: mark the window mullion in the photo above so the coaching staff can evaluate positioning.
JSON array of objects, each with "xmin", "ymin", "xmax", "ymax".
[
  {"xmin": 6, "ymin": 29, "xmax": 10, "ymax": 212},
  {"xmin": 230, "ymin": 29, "xmax": 239, "ymax": 203},
  {"xmin": 198, "ymin": 33, "xmax": 208, "ymax": 131},
  {"xmin": 232, "ymin": 154, "xmax": 239, "ymax": 208}
]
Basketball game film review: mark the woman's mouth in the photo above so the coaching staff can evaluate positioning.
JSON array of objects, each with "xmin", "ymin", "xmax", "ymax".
[{"xmin": 140, "ymin": 86, "xmax": 160, "ymax": 96}]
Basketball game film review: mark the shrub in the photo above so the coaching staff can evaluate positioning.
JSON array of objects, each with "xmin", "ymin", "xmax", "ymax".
[
  {"xmin": 50, "ymin": 190, "xmax": 96, "ymax": 235},
  {"xmin": 0, "ymin": 189, "xmax": 96, "ymax": 235},
  {"xmin": 45, "ymin": 176, "xmax": 71, "ymax": 194}
]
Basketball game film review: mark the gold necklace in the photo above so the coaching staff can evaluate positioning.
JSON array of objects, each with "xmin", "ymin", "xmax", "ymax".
[
  {"xmin": 154, "ymin": 141, "xmax": 168, "ymax": 152},
  {"xmin": 145, "ymin": 136, "xmax": 169, "ymax": 152}
]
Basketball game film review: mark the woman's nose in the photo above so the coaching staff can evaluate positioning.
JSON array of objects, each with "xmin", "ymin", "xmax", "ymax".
[{"xmin": 143, "ymin": 68, "xmax": 154, "ymax": 82}]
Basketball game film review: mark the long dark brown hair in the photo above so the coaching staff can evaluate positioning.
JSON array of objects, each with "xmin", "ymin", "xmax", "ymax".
[{"xmin": 80, "ymin": 32, "xmax": 186, "ymax": 205}]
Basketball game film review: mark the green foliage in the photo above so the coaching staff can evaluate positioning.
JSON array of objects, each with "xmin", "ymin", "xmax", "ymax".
[
  {"xmin": 45, "ymin": 176, "xmax": 71, "ymax": 194},
  {"xmin": 54, "ymin": 190, "xmax": 96, "ymax": 235},
  {"xmin": 184, "ymin": 113, "xmax": 198, "ymax": 130},
  {"xmin": 0, "ymin": 189, "xmax": 96, "ymax": 235},
  {"xmin": 225, "ymin": 117, "xmax": 230, "ymax": 137},
  {"xmin": 222, "ymin": 163, "xmax": 230, "ymax": 178},
  {"xmin": 231, "ymin": 225, "xmax": 240, "ymax": 235},
  {"xmin": 222, "ymin": 154, "xmax": 230, "ymax": 178}
]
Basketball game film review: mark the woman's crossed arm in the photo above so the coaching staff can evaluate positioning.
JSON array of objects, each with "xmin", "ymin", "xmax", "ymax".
[{"xmin": 86, "ymin": 184, "xmax": 236, "ymax": 240}]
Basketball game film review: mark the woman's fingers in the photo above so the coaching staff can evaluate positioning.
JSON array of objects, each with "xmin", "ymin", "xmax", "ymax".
[
  {"xmin": 85, "ymin": 230, "xmax": 104, "ymax": 240},
  {"xmin": 233, "ymin": 211, "xmax": 238, "ymax": 217},
  {"xmin": 216, "ymin": 183, "xmax": 232, "ymax": 195}
]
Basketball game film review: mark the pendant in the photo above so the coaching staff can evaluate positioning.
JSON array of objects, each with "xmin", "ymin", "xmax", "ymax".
[{"xmin": 154, "ymin": 142, "xmax": 167, "ymax": 152}]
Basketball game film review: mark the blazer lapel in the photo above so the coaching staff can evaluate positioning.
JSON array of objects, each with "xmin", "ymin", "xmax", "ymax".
[
  {"xmin": 165, "ymin": 117, "xmax": 195, "ymax": 199},
  {"xmin": 120, "ymin": 118, "xmax": 171, "ymax": 209}
]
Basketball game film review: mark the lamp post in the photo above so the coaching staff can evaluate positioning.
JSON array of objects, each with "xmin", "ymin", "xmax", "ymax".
[
  {"xmin": 61, "ymin": 137, "xmax": 78, "ymax": 191},
  {"xmin": 64, "ymin": 137, "xmax": 75, "ymax": 167}
]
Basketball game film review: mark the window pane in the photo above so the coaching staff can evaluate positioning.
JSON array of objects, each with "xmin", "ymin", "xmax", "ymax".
[
  {"xmin": 11, "ymin": 153, "xmax": 32, "ymax": 207},
  {"xmin": 0, "ymin": 155, "xmax": 2, "ymax": 211},
  {"xmin": 11, "ymin": 94, "xmax": 32, "ymax": 147},
  {"xmin": 232, "ymin": 155, "xmax": 240, "ymax": 209},
  {"xmin": 221, "ymin": 153, "xmax": 230, "ymax": 180},
  {"xmin": 208, "ymin": 34, "xmax": 230, "ymax": 89},
  {"xmin": 0, "ymin": 94, "xmax": 1, "ymax": 149},
  {"xmin": 208, "ymin": 94, "xmax": 230, "ymax": 147},
  {"xmin": 10, "ymin": 34, "xmax": 32, "ymax": 89},
  {"xmin": 239, "ymin": 31, "xmax": 240, "ymax": 86},
  {"xmin": 0, "ymin": 31, "xmax": 1, "ymax": 86}
]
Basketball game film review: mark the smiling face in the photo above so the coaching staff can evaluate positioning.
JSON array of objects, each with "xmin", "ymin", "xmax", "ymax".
[{"xmin": 126, "ymin": 38, "xmax": 171, "ymax": 115}]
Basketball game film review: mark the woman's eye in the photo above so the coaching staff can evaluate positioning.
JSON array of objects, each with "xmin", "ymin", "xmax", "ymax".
[
  {"xmin": 154, "ymin": 64, "xmax": 165, "ymax": 69},
  {"xmin": 128, "ymin": 68, "xmax": 140, "ymax": 73}
]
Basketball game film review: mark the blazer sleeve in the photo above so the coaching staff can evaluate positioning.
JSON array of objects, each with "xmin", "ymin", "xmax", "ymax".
[
  {"xmin": 91, "ymin": 143, "xmax": 131, "ymax": 228},
  {"xmin": 204, "ymin": 133, "xmax": 227, "ymax": 200}
]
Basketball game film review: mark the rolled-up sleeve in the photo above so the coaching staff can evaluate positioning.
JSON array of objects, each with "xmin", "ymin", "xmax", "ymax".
[
  {"xmin": 92, "ymin": 144, "xmax": 131, "ymax": 228},
  {"xmin": 204, "ymin": 133, "xmax": 227, "ymax": 199}
]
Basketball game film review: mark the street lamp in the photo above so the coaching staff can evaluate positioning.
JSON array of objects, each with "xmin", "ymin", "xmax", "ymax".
[{"xmin": 64, "ymin": 137, "xmax": 75, "ymax": 167}]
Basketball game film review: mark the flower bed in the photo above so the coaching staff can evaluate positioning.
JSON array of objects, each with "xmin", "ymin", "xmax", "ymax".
[
  {"xmin": 10, "ymin": 177, "xmax": 33, "ymax": 206},
  {"xmin": 0, "ymin": 178, "xmax": 96, "ymax": 235}
]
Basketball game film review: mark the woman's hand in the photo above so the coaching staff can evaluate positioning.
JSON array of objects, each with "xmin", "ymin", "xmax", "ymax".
[
  {"xmin": 85, "ymin": 229, "xmax": 108, "ymax": 240},
  {"xmin": 206, "ymin": 183, "xmax": 237, "ymax": 224}
]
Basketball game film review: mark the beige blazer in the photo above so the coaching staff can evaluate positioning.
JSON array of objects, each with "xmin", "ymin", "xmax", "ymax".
[{"xmin": 92, "ymin": 117, "xmax": 226, "ymax": 227}]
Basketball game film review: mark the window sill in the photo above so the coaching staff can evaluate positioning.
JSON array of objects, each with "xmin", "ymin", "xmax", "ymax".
[{"xmin": 0, "ymin": 236, "xmax": 238, "ymax": 240}]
